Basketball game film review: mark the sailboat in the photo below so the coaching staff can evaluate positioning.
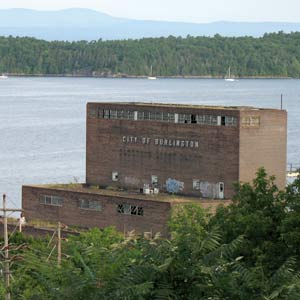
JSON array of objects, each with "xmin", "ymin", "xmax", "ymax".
[
  {"xmin": 148, "ymin": 65, "xmax": 157, "ymax": 80},
  {"xmin": 225, "ymin": 67, "xmax": 235, "ymax": 82},
  {"xmin": 0, "ymin": 73, "xmax": 8, "ymax": 79}
]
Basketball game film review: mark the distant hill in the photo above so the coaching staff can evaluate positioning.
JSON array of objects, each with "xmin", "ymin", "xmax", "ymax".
[{"xmin": 1, "ymin": 8, "xmax": 300, "ymax": 41}]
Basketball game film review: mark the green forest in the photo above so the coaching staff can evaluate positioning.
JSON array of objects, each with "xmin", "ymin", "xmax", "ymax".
[
  {"xmin": 1, "ymin": 168, "xmax": 300, "ymax": 299},
  {"xmin": 1, "ymin": 32, "xmax": 300, "ymax": 77}
]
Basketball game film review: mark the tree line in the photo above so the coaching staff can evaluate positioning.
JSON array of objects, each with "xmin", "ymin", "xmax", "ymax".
[
  {"xmin": 1, "ymin": 168, "xmax": 300, "ymax": 299},
  {"xmin": 0, "ymin": 32, "xmax": 300, "ymax": 77}
]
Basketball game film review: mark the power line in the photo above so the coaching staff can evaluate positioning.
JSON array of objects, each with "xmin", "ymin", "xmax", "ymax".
[{"xmin": 1, "ymin": 194, "xmax": 23, "ymax": 300}]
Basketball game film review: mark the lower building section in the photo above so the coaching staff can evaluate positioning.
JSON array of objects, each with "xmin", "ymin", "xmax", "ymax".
[{"xmin": 22, "ymin": 184, "xmax": 231, "ymax": 236}]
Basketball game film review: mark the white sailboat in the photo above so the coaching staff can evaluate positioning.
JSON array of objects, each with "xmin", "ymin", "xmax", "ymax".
[
  {"xmin": 148, "ymin": 65, "xmax": 157, "ymax": 80},
  {"xmin": 0, "ymin": 74, "xmax": 8, "ymax": 79},
  {"xmin": 225, "ymin": 67, "xmax": 235, "ymax": 82}
]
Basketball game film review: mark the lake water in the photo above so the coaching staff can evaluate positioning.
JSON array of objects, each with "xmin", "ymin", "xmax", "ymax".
[{"xmin": 0, "ymin": 77, "xmax": 299, "ymax": 209}]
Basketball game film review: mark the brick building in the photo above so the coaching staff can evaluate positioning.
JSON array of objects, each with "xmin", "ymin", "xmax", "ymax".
[{"xmin": 22, "ymin": 102, "xmax": 287, "ymax": 234}]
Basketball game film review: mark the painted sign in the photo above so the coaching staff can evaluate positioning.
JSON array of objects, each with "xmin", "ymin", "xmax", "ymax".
[{"xmin": 122, "ymin": 136, "xmax": 199, "ymax": 148}]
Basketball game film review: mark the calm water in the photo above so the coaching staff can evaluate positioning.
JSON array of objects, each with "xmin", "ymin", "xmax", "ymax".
[{"xmin": 0, "ymin": 77, "xmax": 299, "ymax": 208}]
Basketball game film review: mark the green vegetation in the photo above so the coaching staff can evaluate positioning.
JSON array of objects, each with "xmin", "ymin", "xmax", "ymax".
[
  {"xmin": 1, "ymin": 168, "xmax": 300, "ymax": 299},
  {"xmin": 1, "ymin": 32, "xmax": 300, "ymax": 77}
]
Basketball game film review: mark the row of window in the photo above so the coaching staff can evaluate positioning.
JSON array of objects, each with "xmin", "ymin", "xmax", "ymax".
[
  {"xmin": 117, "ymin": 204, "xmax": 144, "ymax": 216},
  {"xmin": 99, "ymin": 109, "xmax": 238, "ymax": 126},
  {"xmin": 40, "ymin": 195, "xmax": 63, "ymax": 206},
  {"xmin": 79, "ymin": 199, "xmax": 102, "ymax": 211},
  {"xmin": 39, "ymin": 195, "xmax": 144, "ymax": 216},
  {"xmin": 241, "ymin": 116, "xmax": 260, "ymax": 127}
]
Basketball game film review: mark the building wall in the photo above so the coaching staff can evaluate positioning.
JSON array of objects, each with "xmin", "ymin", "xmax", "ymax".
[
  {"xmin": 86, "ymin": 103, "xmax": 240, "ymax": 199},
  {"xmin": 239, "ymin": 109, "xmax": 287, "ymax": 189},
  {"xmin": 22, "ymin": 186, "xmax": 172, "ymax": 236}
]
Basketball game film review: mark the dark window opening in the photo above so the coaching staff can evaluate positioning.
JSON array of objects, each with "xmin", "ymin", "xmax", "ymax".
[
  {"xmin": 221, "ymin": 116, "xmax": 226, "ymax": 126},
  {"xmin": 117, "ymin": 204, "xmax": 144, "ymax": 216},
  {"xmin": 103, "ymin": 109, "xmax": 110, "ymax": 119},
  {"xmin": 191, "ymin": 114, "xmax": 197, "ymax": 123}
]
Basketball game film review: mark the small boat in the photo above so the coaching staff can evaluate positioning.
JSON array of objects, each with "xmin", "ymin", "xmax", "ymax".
[
  {"xmin": 148, "ymin": 65, "xmax": 157, "ymax": 80},
  {"xmin": 0, "ymin": 74, "xmax": 8, "ymax": 79},
  {"xmin": 225, "ymin": 67, "xmax": 235, "ymax": 82},
  {"xmin": 287, "ymin": 171, "xmax": 300, "ymax": 178}
]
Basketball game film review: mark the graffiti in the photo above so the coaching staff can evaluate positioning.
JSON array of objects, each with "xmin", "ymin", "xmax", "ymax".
[
  {"xmin": 166, "ymin": 178, "xmax": 184, "ymax": 194},
  {"xmin": 199, "ymin": 182, "xmax": 219, "ymax": 198}
]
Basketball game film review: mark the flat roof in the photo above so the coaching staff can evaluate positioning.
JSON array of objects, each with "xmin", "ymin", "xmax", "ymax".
[
  {"xmin": 88, "ymin": 102, "xmax": 283, "ymax": 112},
  {"xmin": 23, "ymin": 183, "xmax": 231, "ymax": 205}
]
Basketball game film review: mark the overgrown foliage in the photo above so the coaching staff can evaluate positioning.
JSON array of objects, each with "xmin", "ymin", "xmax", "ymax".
[
  {"xmin": 1, "ymin": 32, "xmax": 300, "ymax": 77},
  {"xmin": 1, "ymin": 168, "xmax": 300, "ymax": 299}
]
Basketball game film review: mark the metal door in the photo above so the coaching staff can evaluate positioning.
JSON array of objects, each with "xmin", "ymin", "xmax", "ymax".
[{"xmin": 218, "ymin": 182, "xmax": 224, "ymax": 199}]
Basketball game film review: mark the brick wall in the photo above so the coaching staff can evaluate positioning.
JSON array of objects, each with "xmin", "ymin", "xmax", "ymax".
[
  {"xmin": 239, "ymin": 109, "xmax": 287, "ymax": 189},
  {"xmin": 86, "ymin": 103, "xmax": 240, "ymax": 199},
  {"xmin": 22, "ymin": 186, "xmax": 172, "ymax": 236}
]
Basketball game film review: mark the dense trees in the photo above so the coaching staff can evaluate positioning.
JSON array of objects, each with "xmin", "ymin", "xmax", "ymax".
[
  {"xmin": 1, "ymin": 32, "xmax": 300, "ymax": 77},
  {"xmin": 1, "ymin": 169, "xmax": 300, "ymax": 299}
]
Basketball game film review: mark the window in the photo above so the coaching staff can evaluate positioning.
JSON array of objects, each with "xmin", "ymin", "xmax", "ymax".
[
  {"xmin": 197, "ymin": 115, "xmax": 205, "ymax": 124},
  {"xmin": 79, "ymin": 199, "xmax": 102, "ymax": 211},
  {"xmin": 127, "ymin": 111, "xmax": 134, "ymax": 120},
  {"xmin": 117, "ymin": 110, "xmax": 124, "ymax": 119},
  {"xmin": 221, "ymin": 116, "xmax": 226, "ymax": 126},
  {"xmin": 131, "ymin": 205, "xmax": 138, "ymax": 215},
  {"xmin": 193, "ymin": 179, "xmax": 201, "ymax": 190},
  {"xmin": 40, "ymin": 195, "xmax": 63, "ymax": 206},
  {"xmin": 110, "ymin": 110, "xmax": 117, "ymax": 119},
  {"xmin": 98, "ymin": 107, "xmax": 236, "ymax": 127},
  {"xmin": 242, "ymin": 116, "xmax": 260, "ymax": 128},
  {"xmin": 122, "ymin": 110, "xmax": 128, "ymax": 119},
  {"xmin": 112, "ymin": 172, "xmax": 119, "ymax": 181},
  {"xmin": 103, "ymin": 109, "xmax": 110, "ymax": 119},
  {"xmin": 162, "ymin": 112, "xmax": 169, "ymax": 122},
  {"xmin": 168, "ymin": 113, "xmax": 175, "ymax": 122},
  {"xmin": 225, "ymin": 116, "xmax": 237, "ymax": 126},
  {"xmin": 155, "ymin": 112, "xmax": 162, "ymax": 121},
  {"xmin": 137, "ymin": 207, "xmax": 144, "ymax": 216},
  {"xmin": 191, "ymin": 114, "xmax": 197, "ymax": 124},
  {"xmin": 197, "ymin": 115, "xmax": 218, "ymax": 126},
  {"xmin": 178, "ymin": 114, "xmax": 191, "ymax": 124},
  {"xmin": 117, "ymin": 204, "xmax": 144, "ymax": 216},
  {"xmin": 151, "ymin": 175, "xmax": 158, "ymax": 186},
  {"xmin": 150, "ymin": 112, "xmax": 156, "ymax": 120},
  {"xmin": 137, "ymin": 111, "xmax": 144, "ymax": 120},
  {"xmin": 89, "ymin": 109, "xmax": 96, "ymax": 118}
]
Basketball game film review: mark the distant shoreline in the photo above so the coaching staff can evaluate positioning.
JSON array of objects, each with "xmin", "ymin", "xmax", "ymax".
[{"xmin": 3, "ymin": 73, "xmax": 296, "ymax": 79}]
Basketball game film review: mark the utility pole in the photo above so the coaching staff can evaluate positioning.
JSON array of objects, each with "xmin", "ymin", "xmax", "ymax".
[
  {"xmin": 47, "ymin": 222, "xmax": 63, "ymax": 266},
  {"xmin": 57, "ymin": 222, "xmax": 61, "ymax": 267},
  {"xmin": 1, "ymin": 194, "xmax": 23, "ymax": 300}
]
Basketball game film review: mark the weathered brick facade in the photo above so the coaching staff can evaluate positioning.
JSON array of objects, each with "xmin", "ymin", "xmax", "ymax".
[
  {"xmin": 22, "ymin": 185, "xmax": 230, "ymax": 235},
  {"xmin": 86, "ymin": 103, "xmax": 287, "ymax": 198},
  {"xmin": 239, "ymin": 109, "xmax": 287, "ymax": 188},
  {"xmin": 22, "ymin": 102, "xmax": 287, "ymax": 235}
]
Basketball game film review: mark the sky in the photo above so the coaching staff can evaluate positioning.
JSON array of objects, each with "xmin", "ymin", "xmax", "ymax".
[{"xmin": 0, "ymin": 0, "xmax": 299, "ymax": 23}]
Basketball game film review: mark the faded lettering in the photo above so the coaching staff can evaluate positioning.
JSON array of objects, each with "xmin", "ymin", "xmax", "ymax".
[{"xmin": 121, "ymin": 136, "xmax": 200, "ymax": 149}]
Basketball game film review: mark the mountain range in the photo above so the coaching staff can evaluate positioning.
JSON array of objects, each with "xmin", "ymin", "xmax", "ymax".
[{"xmin": 1, "ymin": 8, "xmax": 300, "ymax": 41}]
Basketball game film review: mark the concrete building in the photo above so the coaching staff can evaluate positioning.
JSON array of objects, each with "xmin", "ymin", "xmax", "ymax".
[{"xmin": 22, "ymin": 102, "xmax": 287, "ymax": 234}]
